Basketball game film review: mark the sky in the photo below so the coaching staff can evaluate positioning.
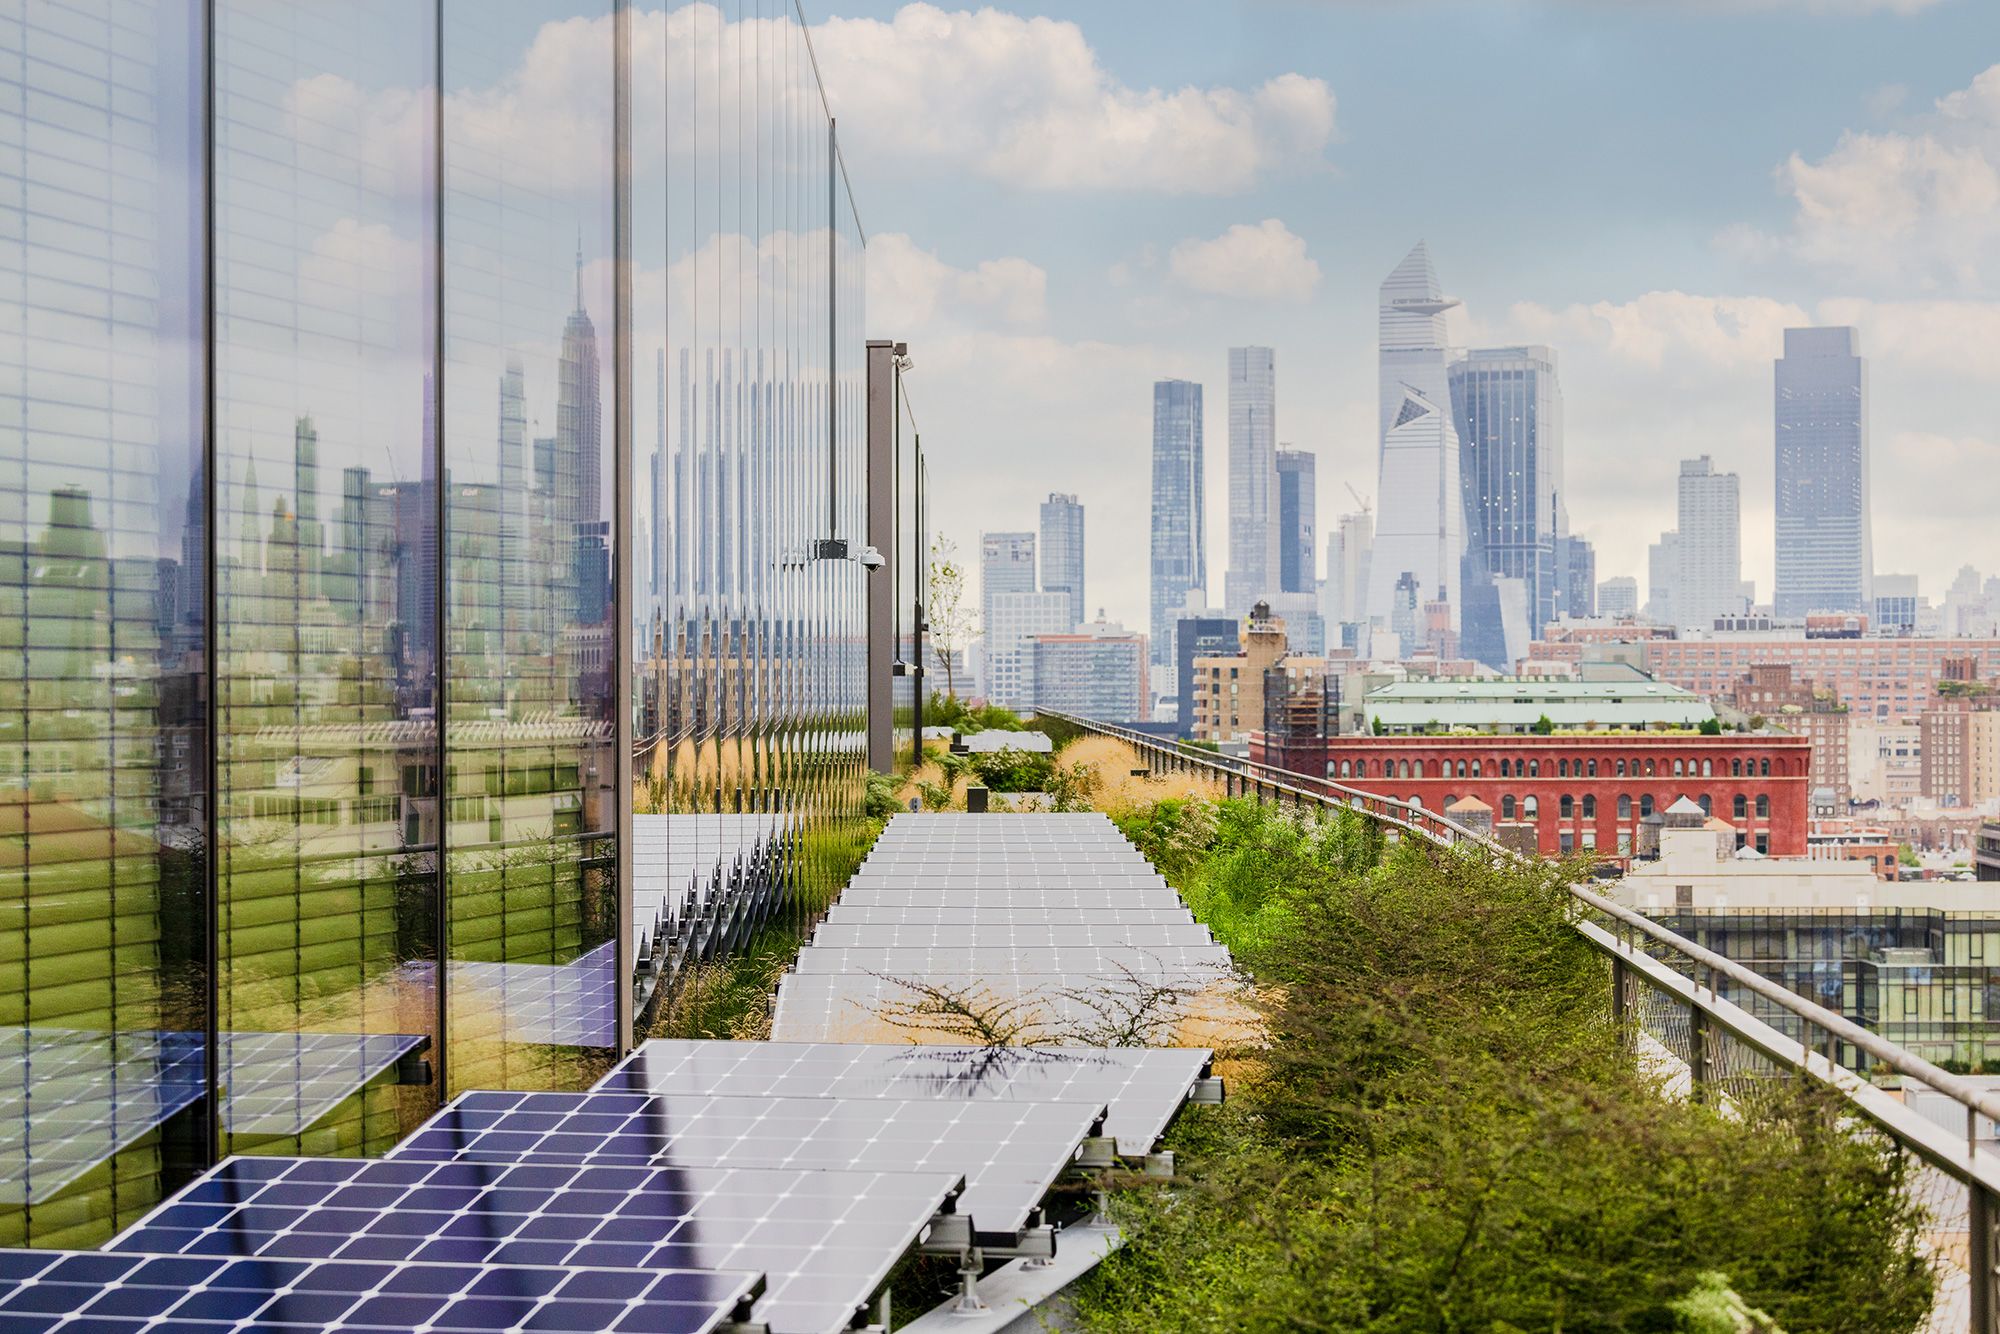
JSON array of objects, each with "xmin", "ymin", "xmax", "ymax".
[{"xmin": 805, "ymin": 0, "xmax": 2000, "ymax": 636}]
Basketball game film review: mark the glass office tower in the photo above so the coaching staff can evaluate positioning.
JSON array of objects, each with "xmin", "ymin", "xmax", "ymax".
[{"xmin": 0, "ymin": 0, "xmax": 872, "ymax": 1248}]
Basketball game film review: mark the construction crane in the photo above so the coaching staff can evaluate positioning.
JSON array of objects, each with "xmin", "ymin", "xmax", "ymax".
[{"xmin": 1344, "ymin": 482, "xmax": 1373, "ymax": 517}]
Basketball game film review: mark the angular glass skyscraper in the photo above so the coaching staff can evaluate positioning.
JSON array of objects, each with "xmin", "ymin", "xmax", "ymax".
[
  {"xmin": 1039, "ymin": 493, "xmax": 1086, "ymax": 628},
  {"xmin": 1369, "ymin": 244, "xmax": 1463, "ymax": 644},
  {"xmin": 1224, "ymin": 347, "xmax": 1277, "ymax": 615},
  {"xmin": 0, "ymin": 0, "xmax": 878, "ymax": 1247},
  {"xmin": 1775, "ymin": 327, "xmax": 1871, "ymax": 617},
  {"xmin": 1450, "ymin": 345, "xmax": 1564, "ymax": 667},
  {"xmin": 1275, "ymin": 449, "xmax": 1317, "ymax": 596},
  {"xmin": 1149, "ymin": 380, "xmax": 1206, "ymax": 665}
]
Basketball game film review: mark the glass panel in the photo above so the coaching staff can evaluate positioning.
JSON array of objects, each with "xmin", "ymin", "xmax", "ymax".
[
  {"xmin": 442, "ymin": 0, "xmax": 617, "ymax": 1091},
  {"xmin": 211, "ymin": 0, "xmax": 439, "ymax": 1156},
  {"xmin": 0, "ymin": 0, "xmax": 208, "ymax": 1242}
]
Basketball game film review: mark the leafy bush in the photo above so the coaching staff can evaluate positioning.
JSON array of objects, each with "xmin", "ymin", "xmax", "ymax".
[
  {"xmin": 968, "ymin": 749, "xmax": 1056, "ymax": 793},
  {"xmin": 1072, "ymin": 800, "xmax": 1936, "ymax": 1334}
]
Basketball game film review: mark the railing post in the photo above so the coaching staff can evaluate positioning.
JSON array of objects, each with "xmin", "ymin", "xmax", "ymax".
[
  {"xmin": 1973, "ymin": 1185, "xmax": 1997, "ymax": 1334},
  {"xmin": 1687, "ymin": 1000, "xmax": 1708, "ymax": 1103},
  {"xmin": 1610, "ymin": 954, "xmax": 1628, "ymax": 1035}
]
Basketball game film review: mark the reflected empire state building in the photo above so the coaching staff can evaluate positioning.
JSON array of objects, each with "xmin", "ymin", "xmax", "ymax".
[{"xmin": 0, "ymin": 1, "xmax": 881, "ymax": 1248}]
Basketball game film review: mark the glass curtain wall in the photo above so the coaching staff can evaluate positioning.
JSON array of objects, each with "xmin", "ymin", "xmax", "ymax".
[
  {"xmin": 629, "ymin": 0, "xmax": 868, "ymax": 1023},
  {"xmin": 0, "ymin": 0, "xmax": 870, "ymax": 1246},
  {"xmin": 0, "ymin": 0, "xmax": 207, "ymax": 1246}
]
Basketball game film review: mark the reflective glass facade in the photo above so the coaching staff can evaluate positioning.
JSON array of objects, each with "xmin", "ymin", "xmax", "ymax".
[
  {"xmin": 1148, "ymin": 379, "xmax": 1203, "ymax": 667},
  {"xmin": 0, "ymin": 0, "xmax": 872, "ymax": 1247}
]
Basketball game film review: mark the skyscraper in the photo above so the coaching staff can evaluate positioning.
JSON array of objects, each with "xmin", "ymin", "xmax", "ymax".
[
  {"xmin": 1149, "ymin": 379, "xmax": 1206, "ymax": 666},
  {"xmin": 1039, "ymin": 492, "xmax": 1085, "ymax": 628},
  {"xmin": 1450, "ymin": 345, "xmax": 1563, "ymax": 666},
  {"xmin": 1321, "ymin": 511, "xmax": 1374, "ymax": 634},
  {"xmin": 1775, "ymin": 327, "xmax": 1871, "ymax": 617},
  {"xmin": 1598, "ymin": 576, "xmax": 1639, "ymax": 618},
  {"xmin": 1676, "ymin": 455, "xmax": 1744, "ymax": 629},
  {"xmin": 1646, "ymin": 532, "xmax": 1682, "ymax": 627},
  {"xmin": 1368, "ymin": 243, "xmax": 1464, "ymax": 643},
  {"xmin": 982, "ymin": 531, "xmax": 1038, "ymax": 642},
  {"xmin": 1224, "ymin": 347, "xmax": 1277, "ymax": 614},
  {"xmin": 1275, "ymin": 448, "xmax": 1317, "ymax": 595}
]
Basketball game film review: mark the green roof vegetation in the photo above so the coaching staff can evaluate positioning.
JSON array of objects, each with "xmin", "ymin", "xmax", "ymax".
[{"xmin": 1069, "ymin": 794, "xmax": 1934, "ymax": 1332}]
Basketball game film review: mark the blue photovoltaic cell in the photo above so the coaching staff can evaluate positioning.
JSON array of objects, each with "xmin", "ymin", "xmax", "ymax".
[
  {"xmin": 0, "ymin": 1248, "xmax": 759, "ymax": 1333},
  {"xmin": 386, "ymin": 1089, "xmax": 1099, "ymax": 1238},
  {"xmin": 106, "ymin": 1155, "xmax": 960, "ymax": 1334}
]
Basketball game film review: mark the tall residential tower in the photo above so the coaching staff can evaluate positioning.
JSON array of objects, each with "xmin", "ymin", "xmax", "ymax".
[
  {"xmin": 1275, "ymin": 448, "xmax": 1317, "ymax": 596},
  {"xmin": 1039, "ymin": 492, "xmax": 1085, "ymax": 628},
  {"xmin": 1224, "ymin": 347, "xmax": 1278, "ymax": 614},
  {"xmin": 1775, "ymin": 327, "xmax": 1871, "ymax": 616},
  {"xmin": 1149, "ymin": 379, "xmax": 1206, "ymax": 664}
]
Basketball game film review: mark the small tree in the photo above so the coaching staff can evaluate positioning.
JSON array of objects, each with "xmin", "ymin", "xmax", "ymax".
[
  {"xmin": 926, "ymin": 534, "xmax": 973, "ymax": 700},
  {"xmin": 1531, "ymin": 713, "xmax": 1556, "ymax": 735}
]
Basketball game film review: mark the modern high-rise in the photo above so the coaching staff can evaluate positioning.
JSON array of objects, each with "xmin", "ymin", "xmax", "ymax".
[
  {"xmin": 1775, "ymin": 327, "xmax": 1871, "ymax": 617},
  {"xmin": 988, "ymin": 591, "xmax": 1073, "ymax": 708},
  {"xmin": 1647, "ymin": 533, "xmax": 1683, "ymax": 627},
  {"xmin": 1676, "ymin": 456, "xmax": 1745, "ymax": 629},
  {"xmin": 982, "ymin": 531, "xmax": 1039, "ymax": 639},
  {"xmin": 1557, "ymin": 535, "xmax": 1596, "ymax": 621},
  {"xmin": 1450, "ymin": 345, "xmax": 1564, "ymax": 665},
  {"xmin": 1598, "ymin": 576, "xmax": 1640, "ymax": 618},
  {"xmin": 1040, "ymin": 493, "xmax": 1086, "ymax": 628},
  {"xmin": 1322, "ymin": 511, "xmax": 1375, "ymax": 633},
  {"xmin": 1224, "ymin": 347, "xmax": 1278, "ymax": 614},
  {"xmin": 1275, "ymin": 449, "xmax": 1317, "ymax": 595},
  {"xmin": 1149, "ymin": 379, "xmax": 1207, "ymax": 666},
  {"xmin": 1369, "ymin": 243, "xmax": 1464, "ymax": 643},
  {"xmin": 0, "ymin": 1, "xmax": 892, "ymax": 1247}
]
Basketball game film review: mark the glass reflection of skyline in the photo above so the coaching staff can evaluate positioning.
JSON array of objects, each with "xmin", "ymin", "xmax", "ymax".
[{"xmin": 1, "ymin": 0, "xmax": 878, "ymax": 1251}]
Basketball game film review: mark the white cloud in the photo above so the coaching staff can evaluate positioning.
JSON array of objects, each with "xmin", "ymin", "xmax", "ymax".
[
  {"xmin": 867, "ymin": 234, "xmax": 1048, "ymax": 331},
  {"xmin": 1735, "ymin": 63, "xmax": 2000, "ymax": 292},
  {"xmin": 1167, "ymin": 220, "xmax": 1321, "ymax": 302},
  {"xmin": 810, "ymin": 5, "xmax": 1336, "ymax": 193}
]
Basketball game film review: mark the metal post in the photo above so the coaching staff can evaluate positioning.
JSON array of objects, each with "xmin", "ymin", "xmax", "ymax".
[
  {"xmin": 1688, "ymin": 1001, "xmax": 1708, "ymax": 1102},
  {"xmin": 1610, "ymin": 955, "xmax": 1628, "ymax": 1033},
  {"xmin": 1973, "ymin": 1185, "xmax": 1996, "ymax": 1334}
]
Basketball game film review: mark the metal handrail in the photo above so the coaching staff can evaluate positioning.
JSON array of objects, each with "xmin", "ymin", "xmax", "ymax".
[{"xmin": 1033, "ymin": 709, "xmax": 2000, "ymax": 1124}]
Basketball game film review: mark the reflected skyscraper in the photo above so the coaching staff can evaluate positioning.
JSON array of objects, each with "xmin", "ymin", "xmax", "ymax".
[
  {"xmin": 0, "ymin": 0, "xmax": 878, "ymax": 1248},
  {"xmin": 1149, "ymin": 379, "xmax": 1205, "ymax": 665},
  {"xmin": 1775, "ymin": 327, "xmax": 1871, "ymax": 616},
  {"xmin": 1369, "ymin": 243, "xmax": 1464, "ymax": 645}
]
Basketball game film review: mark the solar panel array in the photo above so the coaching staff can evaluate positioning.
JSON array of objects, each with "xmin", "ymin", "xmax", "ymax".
[
  {"xmin": 0, "ymin": 812, "xmax": 1221, "ymax": 1333},
  {"xmin": 776, "ymin": 813, "xmax": 1235, "ymax": 1050}
]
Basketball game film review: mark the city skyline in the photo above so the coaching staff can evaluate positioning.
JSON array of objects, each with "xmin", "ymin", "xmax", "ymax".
[{"xmin": 840, "ymin": 2, "xmax": 1998, "ymax": 636}]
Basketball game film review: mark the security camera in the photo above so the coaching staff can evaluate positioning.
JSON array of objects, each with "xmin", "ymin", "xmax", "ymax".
[{"xmin": 856, "ymin": 545, "xmax": 886, "ymax": 570}]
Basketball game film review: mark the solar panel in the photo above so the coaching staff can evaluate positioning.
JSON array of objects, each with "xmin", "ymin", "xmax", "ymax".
[
  {"xmin": 0, "ymin": 1249, "xmax": 761, "ymax": 1334},
  {"xmin": 387, "ymin": 1089, "xmax": 1098, "ymax": 1241},
  {"xmin": 0, "ymin": 1028, "xmax": 429, "ymax": 1206},
  {"xmin": 447, "ymin": 943, "xmax": 620, "ymax": 1051},
  {"xmin": 810, "ymin": 922, "xmax": 1214, "ymax": 949},
  {"xmin": 820, "ymin": 905, "xmax": 1196, "ymax": 927},
  {"xmin": 107, "ymin": 1155, "xmax": 961, "ymax": 1334},
  {"xmin": 790, "ymin": 945, "xmax": 1232, "ymax": 977},
  {"xmin": 835, "ymin": 889, "xmax": 1188, "ymax": 911},
  {"xmin": 599, "ymin": 1040, "xmax": 1214, "ymax": 1158},
  {"xmin": 771, "ymin": 972, "xmax": 1239, "ymax": 1047}
]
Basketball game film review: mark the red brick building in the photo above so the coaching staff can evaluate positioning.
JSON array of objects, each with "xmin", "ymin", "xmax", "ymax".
[{"xmin": 1252, "ymin": 732, "xmax": 1810, "ymax": 860}]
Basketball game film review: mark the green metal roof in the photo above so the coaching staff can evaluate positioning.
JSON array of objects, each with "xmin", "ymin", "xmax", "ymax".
[{"xmin": 1363, "ymin": 677, "xmax": 1714, "ymax": 731}]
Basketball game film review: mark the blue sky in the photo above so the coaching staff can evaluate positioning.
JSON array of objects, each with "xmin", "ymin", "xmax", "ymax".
[{"xmin": 809, "ymin": 0, "xmax": 2000, "ymax": 633}]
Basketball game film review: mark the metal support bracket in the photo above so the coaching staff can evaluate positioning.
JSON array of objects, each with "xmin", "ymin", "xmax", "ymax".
[
  {"xmin": 1075, "ymin": 1135, "xmax": 1117, "ymax": 1170},
  {"xmin": 1188, "ymin": 1076, "xmax": 1225, "ymax": 1105}
]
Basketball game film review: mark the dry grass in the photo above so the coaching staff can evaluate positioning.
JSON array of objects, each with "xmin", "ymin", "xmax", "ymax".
[{"xmin": 1058, "ymin": 735, "xmax": 1224, "ymax": 816}]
